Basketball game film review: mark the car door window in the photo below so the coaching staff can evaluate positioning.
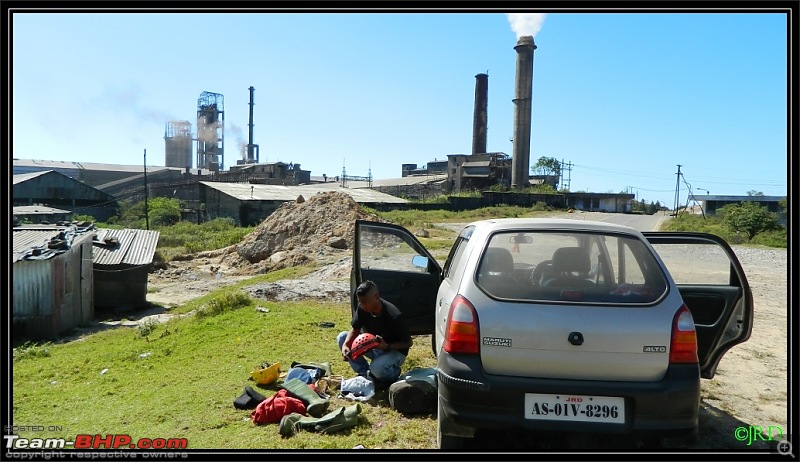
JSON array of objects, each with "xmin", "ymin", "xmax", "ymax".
[
  {"xmin": 443, "ymin": 236, "xmax": 469, "ymax": 281},
  {"xmin": 360, "ymin": 227, "xmax": 428, "ymax": 273},
  {"xmin": 649, "ymin": 242, "xmax": 733, "ymax": 285}
]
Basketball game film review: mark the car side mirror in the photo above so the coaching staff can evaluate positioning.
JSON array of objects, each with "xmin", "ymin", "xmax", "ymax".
[{"xmin": 411, "ymin": 255, "xmax": 429, "ymax": 269}]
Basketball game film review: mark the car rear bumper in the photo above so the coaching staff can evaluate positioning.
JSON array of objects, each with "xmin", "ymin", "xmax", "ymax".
[{"xmin": 437, "ymin": 353, "xmax": 700, "ymax": 436}]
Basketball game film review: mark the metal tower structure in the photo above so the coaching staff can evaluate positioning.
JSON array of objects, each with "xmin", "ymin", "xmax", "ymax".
[
  {"xmin": 196, "ymin": 91, "xmax": 224, "ymax": 172},
  {"xmin": 164, "ymin": 120, "xmax": 193, "ymax": 169}
]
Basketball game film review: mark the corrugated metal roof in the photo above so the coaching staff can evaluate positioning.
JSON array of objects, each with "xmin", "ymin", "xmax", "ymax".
[
  {"xmin": 13, "ymin": 159, "xmax": 181, "ymax": 174},
  {"xmin": 462, "ymin": 160, "xmax": 491, "ymax": 168},
  {"xmin": 12, "ymin": 170, "xmax": 51, "ymax": 184},
  {"xmin": 13, "ymin": 205, "xmax": 72, "ymax": 215},
  {"xmin": 92, "ymin": 228, "xmax": 160, "ymax": 266},
  {"xmin": 200, "ymin": 182, "xmax": 409, "ymax": 204},
  {"xmin": 313, "ymin": 174, "xmax": 448, "ymax": 189},
  {"xmin": 12, "ymin": 225, "xmax": 97, "ymax": 262},
  {"xmin": 13, "ymin": 228, "xmax": 62, "ymax": 259}
]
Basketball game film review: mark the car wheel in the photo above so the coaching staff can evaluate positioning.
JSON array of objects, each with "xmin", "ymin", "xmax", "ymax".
[{"xmin": 437, "ymin": 395, "xmax": 465, "ymax": 449}]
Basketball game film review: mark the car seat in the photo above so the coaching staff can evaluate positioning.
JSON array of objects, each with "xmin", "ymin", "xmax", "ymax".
[
  {"xmin": 477, "ymin": 247, "xmax": 519, "ymax": 297},
  {"xmin": 541, "ymin": 247, "xmax": 595, "ymax": 289}
]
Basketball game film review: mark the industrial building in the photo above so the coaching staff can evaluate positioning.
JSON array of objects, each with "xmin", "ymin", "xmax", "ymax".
[
  {"xmin": 200, "ymin": 181, "xmax": 407, "ymax": 226},
  {"xmin": 13, "ymin": 170, "xmax": 120, "ymax": 222},
  {"xmin": 690, "ymin": 195, "xmax": 787, "ymax": 223},
  {"xmin": 164, "ymin": 120, "xmax": 193, "ymax": 170},
  {"xmin": 13, "ymin": 205, "xmax": 72, "ymax": 225}
]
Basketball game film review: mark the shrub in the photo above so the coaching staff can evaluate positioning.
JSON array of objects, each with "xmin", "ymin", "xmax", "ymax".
[
  {"xmin": 717, "ymin": 202, "xmax": 782, "ymax": 240},
  {"xmin": 13, "ymin": 341, "xmax": 52, "ymax": 361},
  {"xmin": 196, "ymin": 292, "xmax": 251, "ymax": 319},
  {"xmin": 137, "ymin": 318, "xmax": 159, "ymax": 338}
]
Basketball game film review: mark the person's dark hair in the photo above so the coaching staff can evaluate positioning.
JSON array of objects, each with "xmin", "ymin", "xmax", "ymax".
[{"xmin": 356, "ymin": 280, "xmax": 377, "ymax": 297}]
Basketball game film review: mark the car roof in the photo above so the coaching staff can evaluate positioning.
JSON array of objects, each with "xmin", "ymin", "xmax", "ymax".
[{"xmin": 466, "ymin": 217, "xmax": 643, "ymax": 235}]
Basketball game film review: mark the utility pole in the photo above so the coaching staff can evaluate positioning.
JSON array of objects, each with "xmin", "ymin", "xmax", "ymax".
[
  {"xmin": 560, "ymin": 159, "xmax": 573, "ymax": 191},
  {"xmin": 144, "ymin": 148, "xmax": 150, "ymax": 230},
  {"xmin": 674, "ymin": 164, "xmax": 682, "ymax": 214}
]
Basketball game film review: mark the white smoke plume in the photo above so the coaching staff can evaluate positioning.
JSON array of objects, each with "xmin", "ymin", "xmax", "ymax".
[
  {"xmin": 227, "ymin": 123, "xmax": 247, "ymax": 159},
  {"xmin": 507, "ymin": 13, "xmax": 547, "ymax": 39}
]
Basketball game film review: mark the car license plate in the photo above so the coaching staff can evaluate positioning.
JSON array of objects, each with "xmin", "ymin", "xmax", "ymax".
[{"xmin": 524, "ymin": 393, "xmax": 625, "ymax": 424}]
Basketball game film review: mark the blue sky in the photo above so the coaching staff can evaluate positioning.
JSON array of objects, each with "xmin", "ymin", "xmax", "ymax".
[{"xmin": 10, "ymin": 9, "xmax": 790, "ymax": 207}]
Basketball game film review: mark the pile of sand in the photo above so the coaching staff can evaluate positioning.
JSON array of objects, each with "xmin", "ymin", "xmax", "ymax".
[{"xmin": 221, "ymin": 191, "xmax": 385, "ymax": 273}]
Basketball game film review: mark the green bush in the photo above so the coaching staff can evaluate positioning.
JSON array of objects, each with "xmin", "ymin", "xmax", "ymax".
[
  {"xmin": 750, "ymin": 228, "xmax": 787, "ymax": 248},
  {"xmin": 717, "ymin": 202, "xmax": 782, "ymax": 240},
  {"xmin": 13, "ymin": 341, "xmax": 52, "ymax": 361},
  {"xmin": 660, "ymin": 210, "xmax": 785, "ymax": 248},
  {"xmin": 137, "ymin": 318, "xmax": 159, "ymax": 338},
  {"xmin": 157, "ymin": 218, "xmax": 254, "ymax": 258},
  {"xmin": 196, "ymin": 291, "xmax": 252, "ymax": 319}
]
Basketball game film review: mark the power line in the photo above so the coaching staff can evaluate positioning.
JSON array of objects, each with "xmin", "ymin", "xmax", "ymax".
[{"xmin": 571, "ymin": 162, "xmax": 786, "ymax": 188}]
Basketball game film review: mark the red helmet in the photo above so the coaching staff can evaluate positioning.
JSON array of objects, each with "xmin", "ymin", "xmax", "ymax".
[{"xmin": 348, "ymin": 333, "xmax": 382, "ymax": 361}]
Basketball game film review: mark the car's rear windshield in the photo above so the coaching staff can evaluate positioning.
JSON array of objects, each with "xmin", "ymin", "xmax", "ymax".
[{"xmin": 475, "ymin": 230, "xmax": 668, "ymax": 304}]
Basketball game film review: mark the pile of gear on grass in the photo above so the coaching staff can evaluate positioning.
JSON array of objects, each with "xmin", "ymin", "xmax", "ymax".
[
  {"xmin": 234, "ymin": 359, "xmax": 437, "ymax": 437},
  {"xmin": 223, "ymin": 191, "xmax": 389, "ymax": 274}
]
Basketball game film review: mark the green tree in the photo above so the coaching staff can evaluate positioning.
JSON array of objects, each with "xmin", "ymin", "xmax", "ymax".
[
  {"xmin": 525, "ymin": 183, "xmax": 557, "ymax": 194},
  {"xmin": 531, "ymin": 156, "xmax": 561, "ymax": 177},
  {"xmin": 147, "ymin": 197, "xmax": 182, "ymax": 227},
  {"xmin": 718, "ymin": 201, "xmax": 782, "ymax": 240},
  {"xmin": 746, "ymin": 190, "xmax": 765, "ymax": 197},
  {"xmin": 106, "ymin": 197, "xmax": 182, "ymax": 229}
]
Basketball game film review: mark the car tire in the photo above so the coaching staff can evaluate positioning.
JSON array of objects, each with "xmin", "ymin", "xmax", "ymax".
[{"xmin": 437, "ymin": 395, "xmax": 465, "ymax": 449}]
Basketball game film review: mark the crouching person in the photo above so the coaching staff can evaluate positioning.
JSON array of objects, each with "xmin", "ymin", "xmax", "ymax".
[{"xmin": 337, "ymin": 280, "xmax": 413, "ymax": 388}]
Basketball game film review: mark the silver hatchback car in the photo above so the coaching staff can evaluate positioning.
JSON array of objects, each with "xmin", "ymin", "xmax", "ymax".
[{"xmin": 351, "ymin": 218, "xmax": 753, "ymax": 449}]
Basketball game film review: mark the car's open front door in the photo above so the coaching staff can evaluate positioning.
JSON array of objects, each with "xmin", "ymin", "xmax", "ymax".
[
  {"xmin": 644, "ymin": 232, "xmax": 754, "ymax": 379},
  {"xmin": 352, "ymin": 220, "xmax": 441, "ymax": 336}
]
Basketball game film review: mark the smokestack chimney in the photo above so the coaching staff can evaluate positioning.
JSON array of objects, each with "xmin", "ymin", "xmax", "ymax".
[
  {"xmin": 247, "ymin": 86, "xmax": 255, "ymax": 163},
  {"xmin": 472, "ymin": 73, "xmax": 489, "ymax": 155},
  {"xmin": 511, "ymin": 35, "xmax": 536, "ymax": 189}
]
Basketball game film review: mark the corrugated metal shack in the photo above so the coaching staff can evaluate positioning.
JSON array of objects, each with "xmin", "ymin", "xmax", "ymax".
[
  {"xmin": 12, "ymin": 224, "xmax": 96, "ymax": 340},
  {"xmin": 91, "ymin": 228, "xmax": 160, "ymax": 309}
]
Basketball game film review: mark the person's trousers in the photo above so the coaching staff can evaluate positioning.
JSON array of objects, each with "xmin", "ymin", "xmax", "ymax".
[{"xmin": 336, "ymin": 331, "xmax": 405, "ymax": 382}]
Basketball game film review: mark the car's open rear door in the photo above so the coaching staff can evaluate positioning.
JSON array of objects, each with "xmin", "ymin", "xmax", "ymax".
[
  {"xmin": 644, "ymin": 232, "xmax": 754, "ymax": 378},
  {"xmin": 352, "ymin": 220, "xmax": 441, "ymax": 336}
]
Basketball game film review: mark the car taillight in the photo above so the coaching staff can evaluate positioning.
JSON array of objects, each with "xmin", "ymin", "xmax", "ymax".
[
  {"xmin": 443, "ymin": 295, "xmax": 480, "ymax": 354},
  {"xmin": 669, "ymin": 304, "xmax": 698, "ymax": 364}
]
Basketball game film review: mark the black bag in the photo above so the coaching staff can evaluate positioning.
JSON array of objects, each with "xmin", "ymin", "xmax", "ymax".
[
  {"xmin": 233, "ymin": 386, "xmax": 267, "ymax": 410},
  {"xmin": 388, "ymin": 379, "xmax": 436, "ymax": 415}
]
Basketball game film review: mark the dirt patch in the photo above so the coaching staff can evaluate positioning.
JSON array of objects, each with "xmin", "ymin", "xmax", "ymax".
[{"xmin": 146, "ymin": 191, "xmax": 381, "ymax": 307}]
